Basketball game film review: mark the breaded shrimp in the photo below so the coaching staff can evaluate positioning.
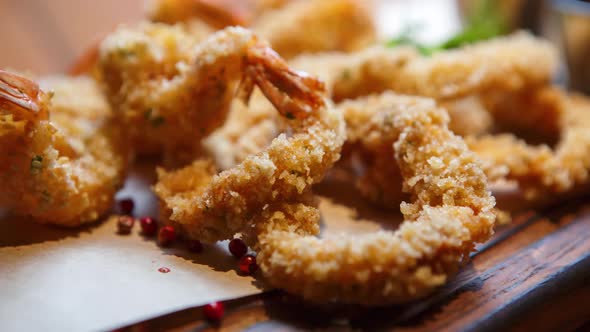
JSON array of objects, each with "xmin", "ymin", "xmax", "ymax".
[
  {"xmin": 148, "ymin": 0, "xmax": 377, "ymax": 59},
  {"xmin": 147, "ymin": 0, "xmax": 254, "ymax": 28},
  {"xmin": 154, "ymin": 72, "xmax": 346, "ymax": 243},
  {"xmin": 99, "ymin": 24, "xmax": 321, "ymax": 166},
  {"xmin": 253, "ymin": 92, "xmax": 496, "ymax": 305},
  {"xmin": 468, "ymin": 88, "xmax": 590, "ymax": 199},
  {"xmin": 0, "ymin": 71, "xmax": 127, "ymax": 226},
  {"xmin": 253, "ymin": 0, "xmax": 376, "ymax": 58},
  {"xmin": 291, "ymin": 32, "xmax": 558, "ymax": 136}
]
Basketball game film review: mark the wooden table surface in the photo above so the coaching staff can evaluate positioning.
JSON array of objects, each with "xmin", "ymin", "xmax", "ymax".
[{"xmin": 2, "ymin": 1, "xmax": 590, "ymax": 331}]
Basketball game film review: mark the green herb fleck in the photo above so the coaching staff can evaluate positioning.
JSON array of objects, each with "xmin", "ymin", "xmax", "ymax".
[
  {"xmin": 441, "ymin": 0, "xmax": 507, "ymax": 50},
  {"xmin": 286, "ymin": 112, "xmax": 295, "ymax": 120},
  {"xmin": 30, "ymin": 155, "xmax": 43, "ymax": 174},
  {"xmin": 340, "ymin": 70, "xmax": 351, "ymax": 80},
  {"xmin": 41, "ymin": 190, "xmax": 51, "ymax": 203}
]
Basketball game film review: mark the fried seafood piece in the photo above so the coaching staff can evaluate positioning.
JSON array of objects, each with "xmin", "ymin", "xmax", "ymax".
[
  {"xmin": 203, "ymin": 93, "xmax": 282, "ymax": 170},
  {"xmin": 148, "ymin": 0, "xmax": 293, "ymax": 27},
  {"xmin": 69, "ymin": 19, "xmax": 215, "ymax": 78},
  {"xmin": 467, "ymin": 88, "xmax": 590, "ymax": 199},
  {"xmin": 252, "ymin": 0, "xmax": 376, "ymax": 59},
  {"xmin": 154, "ymin": 76, "xmax": 346, "ymax": 243},
  {"xmin": 99, "ymin": 24, "xmax": 316, "ymax": 165},
  {"xmin": 148, "ymin": 0, "xmax": 254, "ymax": 28},
  {"xmin": 149, "ymin": 0, "xmax": 376, "ymax": 59},
  {"xmin": 0, "ymin": 71, "xmax": 127, "ymax": 226},
  {"xmin": 252, "ymin": 92, "xmax": 496, "ymax": 305},
  {"xmin": 307, "ymin": 32, "xmax": 557, "ymax": 101},
  {"xmin": 291, "ymin": 32, "xmax": 557, "ymax": 136}
]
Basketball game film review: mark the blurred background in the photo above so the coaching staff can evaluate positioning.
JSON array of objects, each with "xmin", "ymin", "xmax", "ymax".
[{"xmin": 0, "ymin": 0, "xmax": 589, "ymax": 92}]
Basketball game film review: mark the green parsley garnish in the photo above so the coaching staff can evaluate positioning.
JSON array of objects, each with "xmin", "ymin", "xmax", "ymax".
[{"xmin": 386, "ymin": 0, "xmax": 507, "ymax": 55}]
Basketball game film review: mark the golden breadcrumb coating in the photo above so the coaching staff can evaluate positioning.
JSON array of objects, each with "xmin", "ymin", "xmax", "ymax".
[
  {"xmin": 253, "ymin": 0, "xmax": 376, "ymax": 59},
  {"xmin": 148, "ymin": 0, "xmax": 267, "ymax": 28},
  {"xmin": 154, "ymin": 69, "xmax": 346, "ymax": 243},
  {"xmin": 0, "ymin": 72, "xmax": 128, "ymax": 226},
  {"xmin": 203, "ymin": 34, "xmax": 555, "ymax": 208},
  {"xmin": 291, "ymin": 32, "xmax": 557, "ymax": 136},
  {"xmin": 203, "ymin": 92, "xmax": 283, "ymax": 170},
  {"xmin": 468, "ymin": 88, "xmax": 590, "ymax": 199},
  {"xmin": 149, "ymin": 0, "xmax": 376, "ymax": 59},
  {"xmin": 253, "ymin": 92, "xmax": 496, "ymax": 305},
  {"xmin": 99, "ymin": 24, "xmax": 319, "ymax": 166}
]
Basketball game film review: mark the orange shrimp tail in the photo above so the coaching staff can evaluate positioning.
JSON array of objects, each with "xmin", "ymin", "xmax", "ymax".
[
  {"xmin": 245, "ymin": 44, "xmax": 327, "ymax": 119},
  {"xmin": 0, "ymin": 70, "xmax": 49, "ymax": 123}
]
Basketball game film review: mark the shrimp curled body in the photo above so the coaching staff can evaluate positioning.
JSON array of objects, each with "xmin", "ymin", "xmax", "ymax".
[
  {"xmin": 253, "ymin": 93, "xmax": 496, "ymax": 305},
  {"xmin": 0, "ymin": 72, "xmax": 127, "ymax": 226},
  {"xmin": 154, "ymin": 73, "xmax": 345, "ymax": 243},
  {"xmin": 99, "ymin": 24, "xmax": 319, "ymax": 165}
]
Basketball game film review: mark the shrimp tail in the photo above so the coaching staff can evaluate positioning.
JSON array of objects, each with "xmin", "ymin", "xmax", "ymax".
[
  {"xmin": 0, "ymin": 70, "xmax": 49, "ymax": 124},
  {"xmin": 245, "ymin": 44, "xmax": 326, "ymax": 119}
]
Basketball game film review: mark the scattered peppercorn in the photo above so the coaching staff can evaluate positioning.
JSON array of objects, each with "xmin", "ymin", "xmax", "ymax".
[
  {"xmin": 238, "ymin": 254, "xmax": 258, "ymax": 275},
  {"xmin": 203, "ymin": 302, "xmax": 224, "ymax": 322},
  {"xmin": 139, "ymin": 217, "xmax": 158, "ymax": 236},
  {"xmin": 118, "ymin": 198, "xmax": 134, "ymax": 215},
  {"xmin": 229, "ymin": 238, "xmax": 247, "ymax": 258},
  {"xmin": 117, "ymin": 216, "xmax": 135, "ymax": 235},
  {"xmin": 158, "ymin": 225, "xmax": 176, "ymax": 246}
]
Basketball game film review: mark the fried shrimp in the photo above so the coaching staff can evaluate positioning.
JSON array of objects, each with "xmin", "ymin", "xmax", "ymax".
[
  {"xmin": 252, "ymin": 92, "xmax": 496, "ymax": 305},
  {"xmin": 252, "ymin": 0, "xmax": 376, "ymax": 59},
  {"xmin": 154, "ymin": 73, "xmax": 346, "ymax": 243},
  {"xmin": 98, "ymin": 24, "xmax": 318, "ymax": 165},
  {"xmin": 148, "ymin": 0, "xmax": 254, "ymax": 28},
  {"xmin": 291, "ymin": 32, "xmax": 557, "ymax": 136},
  {"xmin": 149, "ymin": 0, "xmax": 376, "ymax": 59},
  {"xmin": 335, "ymin": 32, "xmax": 556, "ymax": 101},
  {"xmin": 467, "ymin": 88, "xmax": 590, "ymax": 199},
  {"xmin": 0, "ymin": 71, "xmax": 127, "ymax": 226},
  {"xmin": 203, "ymin": 94, "xmax": 282, "ymax": 170}
]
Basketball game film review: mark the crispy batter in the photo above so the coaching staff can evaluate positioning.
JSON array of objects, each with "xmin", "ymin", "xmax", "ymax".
[
  {"xmin": 0, "ymin": 72, "xmax": 127, "ymax": 226},
  {"xmin": 468, "ymin": 88, "xmax": 590, "ymax": 199},
  {"xmin": 253, "ymin": 0, "xmax": 376, "ymax": 59},
  {"xmin": 291, "ymin": 32, "xmax": 557, "ymax": 136},
  {"xmin": 99, "ymin": 24, "xmax": 320, "ymax": 166},
  {"xmin": 149, "ymin": 0, "xmax": 376, "ymax": 59},
  {"xmin": 147, "ymin": 0, "xmax": 254, "ymax": 28},
  {"xmin": 203, "ymin": 93, "xmax": 282, "ymax": 170},
  {"xmin": 253, "ymin": 92, "xmax": 496, "ymax": 305},
  {"xmin": 154, "ymin": 86, "xmax": 346, "ymax": 243}
]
